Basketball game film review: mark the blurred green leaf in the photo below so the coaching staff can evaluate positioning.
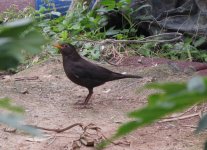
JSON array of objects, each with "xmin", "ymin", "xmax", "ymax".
[
  {"xmin": 105, "ymin": 27, "xmax": 120, "ymax": 36},
  {"xmin": 0, "ymin": 98, "xmax": 24, "ymax": 113},
  {"xmin": 100, "ymin": 0, "xmax": 116, "ymax": 10},
  {"xmin": 0, "ymin": 18, "xmax": 46, "ymax": 70},
  {"xmin": 96, "ymin": 77, "xmax": 207, "ymax": 148},
  {"xmin": 187, "ymin": 76, "xmax": 206, "ymax": 93},
  {"xmin": 196, "ymin": 113, "xmax": 207, "ymax": 133},
  {"xmin": 0, "ymin": 18, "xmax": 44, "ymax": 136},
  {"xmin": 0, "ymin": 113, "xmax": 41, "ymax": 136},
  {"xmin": 193, "ymin": 37, "xmax": 206, "ymax": 48},
  {"xmin": 113, "ymin": 76, "xmax": 207, "ymax": 139},
  {"xmin": 146, "ymin": 82, "xmax": 186, "ymax": 94},
  {"xmin": 0, "ymin": 52, "xmax": 20, "ymax": 70},
  {"xmin": 20, "ymin": 30, "xmax": 46, "ymax": 54},
  {"xmin": 0, "ymin": 18, "xmax": 33, "ymax": 37},
  {"xmin": 0, "ymin": 98, "xmax": 40, "ymax": 136},
  {"xmin": 60, "ymin": 30, "xmax": 68, "ymax": 40}
]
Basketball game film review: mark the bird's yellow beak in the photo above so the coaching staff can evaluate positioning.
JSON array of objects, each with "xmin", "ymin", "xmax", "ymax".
[{"xmin": 53, "ymin": 44, "xmax": 63, "ymax": 49}]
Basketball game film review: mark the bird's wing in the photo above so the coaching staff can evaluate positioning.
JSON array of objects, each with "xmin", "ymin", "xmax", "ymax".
[{"xmin": 71, "ymin": 59, "xmax": 113, "ymax": 82}]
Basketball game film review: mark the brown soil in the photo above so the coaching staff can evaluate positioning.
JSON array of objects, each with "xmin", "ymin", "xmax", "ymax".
[{"xmin": 0, "ymin": 56, "xmax": 206, "ymax": 150}]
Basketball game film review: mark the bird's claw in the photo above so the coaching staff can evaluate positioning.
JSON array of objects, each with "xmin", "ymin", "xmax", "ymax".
[
  {"xmin": 73, "ymin": 101, "xmax": 93, "ymax": 109},
  {"xmin": 73, "ymin": 104, "xmax": 93, "ymax": 109},
  {"xmin": 74, "ymin": 100, "xmax": 85, "ymax": 105}
]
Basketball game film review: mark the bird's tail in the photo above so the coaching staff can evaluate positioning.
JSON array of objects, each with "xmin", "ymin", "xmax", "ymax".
[{"xmin": 110, "ymin": 72, "xmax": 142, "ymax": 81}]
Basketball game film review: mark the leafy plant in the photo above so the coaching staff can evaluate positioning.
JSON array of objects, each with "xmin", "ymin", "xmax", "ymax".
[
  {"xmin": 132, "ymin": 39, "xmax": 207, "ymax": 62},
  {"xmin": 160, "ymin": 38, "xmax": 207, "ymax": 62},
  {"xmin": 0, "ymin": 5, "xmax": 35, "ymax": 22},
  {"xmin": 99, "ymin": 76, "xmax": 207, "ymax": 149},
  {"xmin": 0, "ymin": 18, "xmax": 45, "ymax": 70},
  {"xmin": 80, "ymin": 43, "xmax": 100, "ymax": 60},
  {"xmin": 0, "ymin": 18, "xmax": 45, "ymax": 135}
]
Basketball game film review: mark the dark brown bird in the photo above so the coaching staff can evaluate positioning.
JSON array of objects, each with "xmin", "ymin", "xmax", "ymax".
[{"xmin": 55, "ymin": 43, "xmax": 142, "ymax": 105}]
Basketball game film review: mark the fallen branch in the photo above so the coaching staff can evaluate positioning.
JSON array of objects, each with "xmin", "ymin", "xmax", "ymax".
[
  {"xmin": 28, "ymin": 123, "xmax": 83, "ymax": 133},
  {"xmin": 166, "ymin": 105, "xmax": 197, "ymax": 119},
  {"xmin": 81, "ymin": 123, "xmax": 130, "ymax": 147},
  {"xmin": 181, "ymin": 125, "xmax": 197, "ymax": 128},
  {"xmin": 25, "ymin": 123, "xmax": 129, "ymax": 148},
  {"xmin": 158, "ymin": 113, "xmax": 199, "ymax": 123},
  {"xmin": 79, "ymin": 32, "xmax": 183, "ymax": 45}
]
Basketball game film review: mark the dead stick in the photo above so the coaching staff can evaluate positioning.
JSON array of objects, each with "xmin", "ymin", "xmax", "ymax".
[
  {"xmin": 164, "ymin": 105, "xmax": 196, "ymax": 119},
  {"xmin": 28, "ymin": 123, "xmax": 83, "ymax": 133},
  {"xmin": 158, "ymin": 113, "xmax": 199, "ymax": 123},
  {"xmin": 15, "ymin": 76, "xmax": 39, "ymax": 81},
  {"xmin": 79, "ymin": 32, "xmax": 183, "ymax": 44},
  {"xmin": 181, "ymin": 125, "xmax": 197, "ymax": 128}
]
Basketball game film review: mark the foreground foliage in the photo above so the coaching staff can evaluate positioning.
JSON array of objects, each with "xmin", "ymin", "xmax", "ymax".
[
  {"xmin": 99, "ymin": 76, "xmax": 207, "ymax": 149},
  {"xmin": 0, "ymin": 18, "xmax": 45, "ymax": 135}
]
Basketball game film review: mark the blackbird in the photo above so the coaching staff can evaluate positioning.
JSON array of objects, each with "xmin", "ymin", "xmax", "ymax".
[{"xmin": 54, "ymin": 43, "xmax": 142, "ymax": 105}]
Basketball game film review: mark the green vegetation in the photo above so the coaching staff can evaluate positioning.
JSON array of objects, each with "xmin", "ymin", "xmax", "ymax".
[
  {"xmin": 0, "ymin": 18, "xmax": 45, "ymax": 70},
  {"xmin": 1, "ymin": 1, "xmax": 206, "ymax": 62}
]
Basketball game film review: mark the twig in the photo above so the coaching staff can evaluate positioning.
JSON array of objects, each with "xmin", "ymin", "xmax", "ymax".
[
  {"xmin": 83, "ymin": 123, "xmax": 130, "ymax": 147},
  {"xmin": 27, "ymin": 123, "xmax": 129, "ymax": 148},
  {"xmin": 28, "ymin": 123, "xmax": 83, "ymax": 133},
  {"xmin": 79, "ymin": 32, "xmax": 183, "ymax": 45},
  {"xmin": 158, "ymin": 113, "xmax": 199, "ymax": 123},
  {"xmin": 166, "ymin": 105, "xmax": 197, "ymax": 119},
  {"xmin": 15, "ymin": 76, "xmax": 39, "ymax": 81},
  {"xmin": 47, "ymin": 135, "xmax": 57, "ymax": 145},
  {"xmin": 100, "ymin": 132, "xmax": 130, "ymax": 146},
  {"xmin": 181, "ymin": 125, "xmax": 197, "ymax": 128}
]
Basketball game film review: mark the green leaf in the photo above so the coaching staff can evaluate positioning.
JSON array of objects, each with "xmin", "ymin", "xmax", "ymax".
[
  {"xmin": 0, "ymin": 53, "xmax": 20, "ymax": 70},
  {"xmin": 70, "ymin": 24, "xmax": 81, "ymax": 30},
  {"xmin": 0, "ymin": 18, "xmax": 33, "ymax": 37},
  {"xmin": 193, "ymin": 37, "xmax": 206, "ymax": 47},
  {"xmin": 0, "ymin": 98, "xmax": 24, "ymax": 113},
  {"xmin": 0, "ymin": 18, "xmax": 46, "ymax": 70},
  {"xmin": 196, "ymin": 113, "xmax": 207, "ymax": 133},
  {"xmin": 96, "ymin": 7, "xmax": 109, "ymax": 13},
  {"xmin": 100, "ymin": 0, "xmax": 116, "ymax": 10},
  {"xmin": 187, "ymin": 76, "xmax": 206, "ymax": 93},
  {"xmin": 0, "ymin": 113, "xmax": 41, "ymax": 136},
  {"xmin": 115, "ymin": 121, "xmax": 142, "ymax": 138},
  {"xmin": 146, "ymin": 82, "xmax": 186, "ymax": 94},
  {"xmin": 113, "ymin": 77, "xmax": 207, "ymax": 138},
  {"xmin": 20, "ymin": 30, "xmax": 45, "ymax": 54},
  {"xmin": 148, "ymin": 93, "xmax": 163, "ymax": 106},
  {"xmin": 105, "ymin": 27, "xmax": 120, "ymax": 36},
  {"xmin": 60, "ymin": 30, "xmax": 68, "ymax": 40}
]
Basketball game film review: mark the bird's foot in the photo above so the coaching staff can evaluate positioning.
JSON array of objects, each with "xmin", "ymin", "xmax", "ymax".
[
  {"xmin": 73, "ymin": 104, "xmax": 93, "ymax": 109},
  {"xmin": 73, "ymin": 101, "xmax": 93, "ymax": 109},
  {"xmin": 74, "ymin": 100, "xmax": 88, "ymax": 105}
]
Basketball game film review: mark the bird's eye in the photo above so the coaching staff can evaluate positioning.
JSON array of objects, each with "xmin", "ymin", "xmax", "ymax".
[{"xmin": 63, "ymin": 45, "xmax": 68, "ymax": 48}]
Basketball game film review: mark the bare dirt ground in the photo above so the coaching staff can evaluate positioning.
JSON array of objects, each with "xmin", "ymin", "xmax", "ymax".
[{"xmin": 0, "ymin": 56, "xmax": 206, "ymax": 150}]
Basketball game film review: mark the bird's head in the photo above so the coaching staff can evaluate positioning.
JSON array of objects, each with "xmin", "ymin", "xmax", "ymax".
[{"xmin": 54, "ymin": 43, "xmax": 79, "ymax": 57}]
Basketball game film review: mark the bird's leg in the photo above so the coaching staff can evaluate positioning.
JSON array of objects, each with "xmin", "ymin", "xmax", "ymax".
[
  {"xmin": 74, "ymin": 88, "xmax": 93, "ymax": 106},
  {"xmin": 83, "ymin": 88, "xmax": 93, "ymax": 105}
]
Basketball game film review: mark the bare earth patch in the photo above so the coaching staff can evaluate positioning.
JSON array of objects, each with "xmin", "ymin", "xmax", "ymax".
[{"xmin": 0, "ymin": 56, "xmax": 206, "ymax": 150}]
